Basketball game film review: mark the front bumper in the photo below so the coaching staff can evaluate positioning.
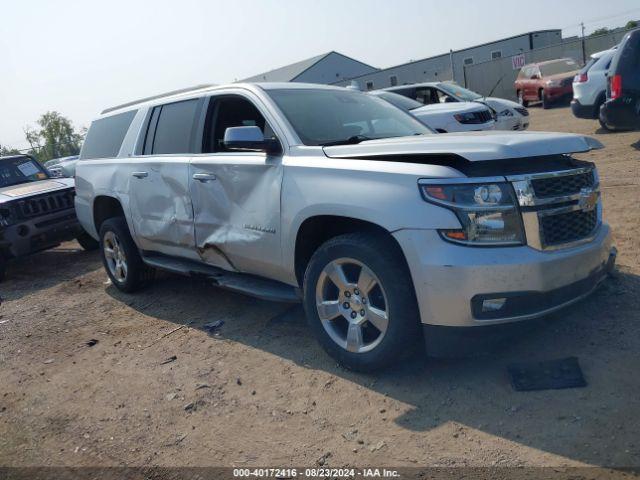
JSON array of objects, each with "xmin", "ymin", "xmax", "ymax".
[
  {"xmin": 495, "ymin": 115, "xmax": 528, "ymax": 131},
  {"xmin": 393, "ymin": 224, "xmax": 613, "ymax": 328},
  {"xmin": 0, "ymin": 208, "xmax": 82, "ymax": 258}
]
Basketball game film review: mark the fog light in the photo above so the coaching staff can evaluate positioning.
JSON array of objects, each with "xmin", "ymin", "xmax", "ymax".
[{"xmin": 482, "ymin": 298, "xmax": 507, "ymax": 312}]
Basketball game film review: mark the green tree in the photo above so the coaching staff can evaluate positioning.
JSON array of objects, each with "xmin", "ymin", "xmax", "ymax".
[
  {"xmin": 589, "ymin": 27, "xmax": 610, "ymax": 37},
  {"xmin": 626, "ymin": 20, "xmax": 638, "ymax": 30},
  {"xmin": 24, "ymin": 111, "xmax": 84, "ymax": 162},
  {"xmin": 0, "ymin": 144, "xmax": 21, "ymax": 156}
]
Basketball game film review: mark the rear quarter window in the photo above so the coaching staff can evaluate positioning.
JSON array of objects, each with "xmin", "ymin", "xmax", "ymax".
[
  {"xmin": 147, "ymin": 99, "xmax": 199, "ymax": 155},
  {"xmin": 80, "ymin": 110, "xmax": 137, "ymax": 160}
]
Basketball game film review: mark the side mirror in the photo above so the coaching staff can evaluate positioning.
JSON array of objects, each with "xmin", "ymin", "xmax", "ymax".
[{"xmin": 223, "ymin": 126, "xmax": 281, "ymax": 154}]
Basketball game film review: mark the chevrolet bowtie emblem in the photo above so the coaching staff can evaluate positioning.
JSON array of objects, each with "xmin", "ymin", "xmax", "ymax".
[{"xmin": 578, "ymin": 187, "xmax": 599, "ymax": 212}]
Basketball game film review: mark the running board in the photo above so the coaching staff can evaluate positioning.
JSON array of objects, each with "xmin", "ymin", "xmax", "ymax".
[{"xmin": 141, "ymin": 253, "xmax": 301, "ymax": 303}]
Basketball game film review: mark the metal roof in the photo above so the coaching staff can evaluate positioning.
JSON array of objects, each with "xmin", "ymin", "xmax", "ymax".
[{"xmin": 240, "ymin": 51, "xmax": 378, "ymax": 83}]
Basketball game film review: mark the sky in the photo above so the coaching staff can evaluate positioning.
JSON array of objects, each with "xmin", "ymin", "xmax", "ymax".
[{"xmin": 2, "ymin": 0, "xmax": 639, "ymax": 150}]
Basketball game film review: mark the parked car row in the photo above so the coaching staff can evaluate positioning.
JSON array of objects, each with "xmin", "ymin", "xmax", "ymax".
[{"xmin": 512, "ymin": 28, "xmax": 638, "ymax": 132}]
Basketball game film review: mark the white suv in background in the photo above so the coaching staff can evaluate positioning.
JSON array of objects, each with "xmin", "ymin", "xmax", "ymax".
[{"xmin": 571, "ymin": 48, "xmax": 617, "ymax": 121}]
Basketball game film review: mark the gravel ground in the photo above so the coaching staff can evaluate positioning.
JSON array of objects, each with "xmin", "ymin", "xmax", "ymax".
[{"xmin": 1, "ymin": 105, "xmax": 639, "ymax": 470}]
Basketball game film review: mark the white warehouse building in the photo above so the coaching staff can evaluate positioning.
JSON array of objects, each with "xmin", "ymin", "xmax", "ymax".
[{"xmin": 241, "ymin": 29, "xmax": 562, "ymax": 90}]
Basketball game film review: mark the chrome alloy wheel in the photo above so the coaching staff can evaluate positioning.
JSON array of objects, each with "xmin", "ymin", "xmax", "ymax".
[
  {"xmin": 315, "ymin": 258, "xmax": 389, "ymax": 353},
  {"xmin": 103, "ymin": 231, "xmax": 128, "ymax": 283}
]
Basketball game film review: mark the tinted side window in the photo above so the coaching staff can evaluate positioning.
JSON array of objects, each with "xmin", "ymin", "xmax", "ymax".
[
  {"xmin": 80, "ymin": 110, "xmax": 136, "ymax": 160},
  {"xmin": 150, "ymin": 99, "xmax": 199, "ymax": 155}
]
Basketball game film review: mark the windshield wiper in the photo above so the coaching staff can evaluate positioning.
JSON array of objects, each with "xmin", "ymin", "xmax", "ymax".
[{"xmin": 320, "ymin": 135, "xmax": 373, "ymax": 147}]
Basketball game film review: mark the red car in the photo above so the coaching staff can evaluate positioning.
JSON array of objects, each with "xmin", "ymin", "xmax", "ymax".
[{"xmin": 515, "ymin": 58, "xmax": 581, "ymax": 109}]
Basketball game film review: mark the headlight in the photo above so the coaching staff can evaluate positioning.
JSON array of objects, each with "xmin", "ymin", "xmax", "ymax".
[
  {"xmin": 453, "ymin": 112, "xmax": 477, "ymax": 123},
  {"xmin": 0, "ymin": 207, "xmax": 16, "ymax": 227},
  {"xmin": 498, "ymin": 108, "xmax": 513, "ymax": 117},
  {"xmin": 546, "ymin": 79, "xmax": 561, "ymax": 87},
  {"xmin": 420, "ymin": 181, "xmax": 525, "ymax": 246}
]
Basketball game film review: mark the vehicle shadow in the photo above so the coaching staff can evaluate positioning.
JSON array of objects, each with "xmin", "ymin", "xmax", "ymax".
[
  {"xmin": 106, "ymin": 266, "xmax": 640, "ymax": 467},
  {"xmin": 0, "ymin": 242, "xmax": 101, "ymax": 301}
]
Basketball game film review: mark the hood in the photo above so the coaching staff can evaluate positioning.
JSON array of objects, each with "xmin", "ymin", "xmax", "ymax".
[
  {"xmin": 480, "ymin": 97, "xmax": 522, "ymax": 110},
  {"xmin": 411, "ymin": 102, "xmax": 487, "ymax": 115},
  {"xmin": 322, "ymin": 131, "xmax": 603, "ymax": 162},
  {"xmin": 0, "ymin": 178, "xmax": 74, "ymax": 203}
]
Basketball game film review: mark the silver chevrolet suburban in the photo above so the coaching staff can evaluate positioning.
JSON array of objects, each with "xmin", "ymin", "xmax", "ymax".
[{"xmin": 75, "ymin": 83, "xmax": 615, "ymax": 371}]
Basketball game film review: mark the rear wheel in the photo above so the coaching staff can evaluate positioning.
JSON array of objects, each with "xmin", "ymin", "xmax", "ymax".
[
  {"xmin": 99, "ymin": 217, "xmax": 154, "ymax": 293},
  {"xmin": 517, "ymin": 90, "xmax": 529, "ymax": 107},
  {"xmin": 303, "ymin": 233, "xmax": 422, "ymax": 372}
]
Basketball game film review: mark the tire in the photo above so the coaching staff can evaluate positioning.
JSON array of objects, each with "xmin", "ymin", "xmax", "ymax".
[
  {"xmin": 99, "ymin": 217, "xmax": 154, "ymax": 293},
  {"xmin": 517, "ymin": 91, "xmax": 529, "ymax": 108},
  {"xmin": 76, "ymin": 231, "xmax": 99, "ymax": 251},
  {"xmin": 598, "ymin": 116, "xmax": 613, "ymax": 131},
  {"xmin": 541, "ymin": 89, "xmax": 550, "ymax": 109},
  {"xmin": 598, "ymin": 103, "xmax": 616, "ymax": 131},
  {"xmin": 0, "ymin": 254, "xmax": 6, "ymax": 283},
  {"xmin": 302, "ymin": 232, "xmax": 422, "ymax": 372}
]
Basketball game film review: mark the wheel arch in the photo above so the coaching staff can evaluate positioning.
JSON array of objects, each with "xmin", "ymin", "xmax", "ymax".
[
  {"xmin": 93, "ymin": 195, "xmax": 126, "ymax": 234},
  {"xmin": 293, "ymin": 215, "xmax": 409, "ymax": 288}
]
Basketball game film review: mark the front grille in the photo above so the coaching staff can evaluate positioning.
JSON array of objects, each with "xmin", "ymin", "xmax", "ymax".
[
  {"xmin": 540, "ymin": 209, "xmax": 598, "ymax": 246},
  {"xmin": 16, "ymin": 189, "xmax": 75, "ymax": 219},
  {"xmin": 458, "ymin": 109, "xmax": 493, "ymax": 124},
  {"xmin": 531, "ymin": 171, "xmax": 595, "ymax": 198},
  {"xmin": 514, "ymin": 107, "xmax": 529, "ymax": 117}
]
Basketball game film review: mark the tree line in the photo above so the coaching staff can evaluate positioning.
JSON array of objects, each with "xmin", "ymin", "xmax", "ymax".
[{"xmin": 0, "ymin": 112, "xmax": 85, "ymax": 163}]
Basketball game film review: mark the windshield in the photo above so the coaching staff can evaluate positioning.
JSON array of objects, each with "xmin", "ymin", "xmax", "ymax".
[
  {"xmin": 267, "ymin": 88, "xmax": 431, "ymax": 146},
  {"xmin": 437, "ymin": 84, "xmax": 482, "ymax": 101},
  {"xmin": 371, "ymin": 91, "xmax": 424, "ymax": 111},
  {"xmin": 0, "ymin": 156, "xmax": 49, "ymax": 188},
  {"xmin": 540, "ymin": 59, "xmax": 579, "ymax": 76}
]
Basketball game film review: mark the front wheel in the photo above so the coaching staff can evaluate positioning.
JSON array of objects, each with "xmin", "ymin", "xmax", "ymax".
[
  {"xmin": 99, "ymin": 217, "xmax": 154, "ymax": 293},
  {"xmin": 303, "ymin": 233, "xmax": 422, "ymax": 372}
]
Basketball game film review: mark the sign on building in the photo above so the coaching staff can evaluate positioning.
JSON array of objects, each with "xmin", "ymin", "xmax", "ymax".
[{"xmin": 511, "ymin": 53, "xmax": 526, "ymax": 70}]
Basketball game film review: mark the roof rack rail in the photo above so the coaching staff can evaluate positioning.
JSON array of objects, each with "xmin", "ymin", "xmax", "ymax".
[{"xmin": 101, "ymin": 84, "xmax": 217, "ymax": 114}]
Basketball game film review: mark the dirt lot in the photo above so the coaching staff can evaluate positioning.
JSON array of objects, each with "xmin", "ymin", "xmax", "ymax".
[{"xmin": 1, "ymin": 106, "xmax": 639, "ymax": 470}]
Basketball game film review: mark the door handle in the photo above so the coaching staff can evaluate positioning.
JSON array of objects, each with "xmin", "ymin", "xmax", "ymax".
[
  {"xmin": 193, "ymin": 173, "xmax": 217, "ymax": 182},
  {"xmin": 132, "ymin": 171, "xmax": 148, "ymax": 179}
]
